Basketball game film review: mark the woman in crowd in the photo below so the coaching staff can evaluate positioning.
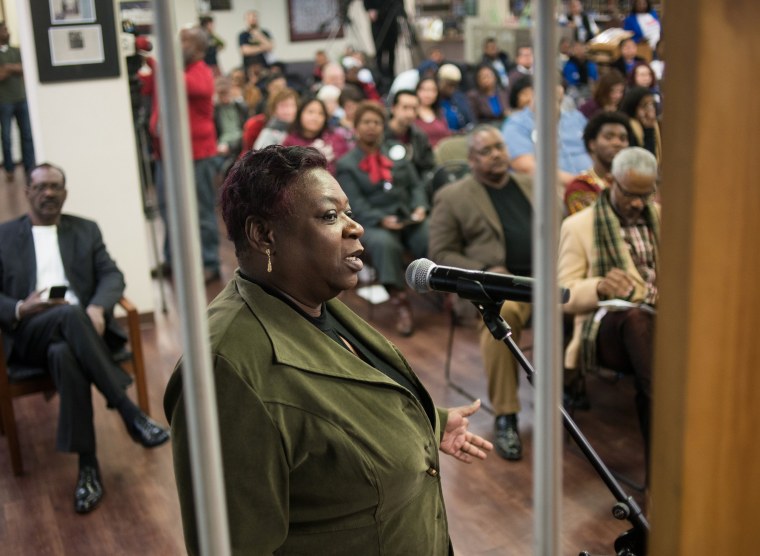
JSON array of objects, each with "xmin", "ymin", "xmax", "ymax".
[
  {"xmin": 466, "ymin": 63, "xmax": 509, "ymax": 126},
  {"xmin": 508, "ymin": 75, "xmax": 534, "ymax": 113},
  {"xmin": 414, "ymin": 77, "xmax": 452, "ymax": 148},
  {"xmin": 164, "ymin": 145, "xmax": 492, "ymax": 555},
  {"xmin": 579, "ymin": 68, "xmax": 626, "ymax": 119},
  {"xmin": 628, "ymin": 61, "xmax": 662, "ymax": 114},
  {"xmin": 621, "ymin": 86, "xmax": 661, "ymax": 164},
  {"xmin": 337, "ymin": 102, "xmax": 429, "ymax": 337},
  {"xmin": 252, "ymin": 87, "xmax": 299, "ymax": 149},
  {"xmin": 282, "ymin": 98, "xmax": 349, "ymax": 175}
]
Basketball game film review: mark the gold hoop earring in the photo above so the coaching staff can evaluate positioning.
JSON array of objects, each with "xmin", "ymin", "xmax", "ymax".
[{"xmin": 266, "ymin": 248, "xmax": 272, "ymax": 273}]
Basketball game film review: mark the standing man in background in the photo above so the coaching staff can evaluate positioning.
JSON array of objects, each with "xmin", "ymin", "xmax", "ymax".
[
  {"xmin": 0, "ymin": 22, "xmax": 35, "ymax": 182},
  {"xmin": 239, "ymin": 10, "xmax": 273, "ymax": 75},
  {"xmin": 364, "ymin": 0, "xmax": 405, "ymax": 92},
  {"xmin": 146, "ymin": 27, "xmax": 220, "ymax": 282}
]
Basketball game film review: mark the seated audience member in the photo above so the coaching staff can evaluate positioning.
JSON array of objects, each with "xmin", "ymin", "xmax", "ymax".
[
  {"xmin": 337, "ymin": 84, "xmax": 364, "ymax": 135},
  {"xmin": 342, "ymin": 56, "xmax": 381, "ymax": 101},
  {"xmin": 383, "ymin": 89, "xmax": 436, "ymax": 185},
  {"xmin": 467, "ymin": 64, "xmax": 510, "ymax": 126},
  {"xmin": 414, "ymin": 77, "xmax": 452, "ymax": 148},
  {"xmin": 565, "ymin": 111, "xmax": 632, "ymax": 215},
  {"xmin": 311, "ymin": 49, "xmax": 329, "ymax": 84},
  {"xmin": 558, "ymin": 146, "xmax": 660, "ymax": 461},
  {"xmin": 507, "ymin": 46, "xmax": 534, "ymax": 90},
  {"xmin": 214, "ymin": 76, "xmax": 248, "ymax": 168},
  {"xmin": 417, "ymin": 46, "xmax": 445, "ymax": 78},
  {"xmin": 316, "ymin": 62, "xmax": 346, "ymax": 92},
  {"xmin": 429, "ymin": 126, "xmax": 535, "ymax": 461},
  {"xmin": 165, "ymin": 145, "xmax": 492, "ymax": 554},
  {"xmin": 252, "ymin": 88, "xmax": 299, "ymax": 149},
  {"xmin": 508, "ymin": 75, "xmax": 534, "ymax": 114},
  {"xmin": 0, "ymin": 163, "xmax": 169, "ymax": 514},
  {"xmin": 562, "ymin": 41, "xmax": 598, "ymax": 103},
  {"xmin": 241, "ymin": 112, "xmax": 266, "ymax": 153},
  {"xmin": 610, "ymin": 38, "xmax": 644, "ymax": 78},
  {"xmin": 253, "ymin": 73, "xmax": 287, "ymax": 116},
  {"xmin": 628, "ymin": 62, "xmax": 662, "ymax": 114},
  {"xmin": 316, "ymin": 84, "xmax": 344, "ymax": 130},
  {"xmin": 437, "ymin": 64, "xmax": 474, "ymax": 133},
  {"xmin": 228, "ymin": 67, "xmax": 247, "ymax": 102},
  {"xmin": 621, "ymin": 86, "xmax": 661, "ymax": 163},
  {"xmin": 559, "ymin": 0, "xmax": 600, "ymax": 43},
  {"xmin": 501, "ymin": 84, "xmax": 591, "ymax": 186},
  {"xmin": 623, "ymin": 0, "xmax": 661, "ymax": 51},
  {"xmin": 480, "ymin": 37, "xmax": 512, "ymax": 89},
  {"xmin": 337, "ymin": 102, "xmax": 428, "ymax": 336},
  {"xmin": 557, "ymin": 37, "xmax": 572, "ymax": 72},
  {"xmin": 282, "ymin": 98, "xmax": 349, "ymax": 175},
  {"xmin": 578, "ymin": 69, "xmax": 626, "ymax": 119}
]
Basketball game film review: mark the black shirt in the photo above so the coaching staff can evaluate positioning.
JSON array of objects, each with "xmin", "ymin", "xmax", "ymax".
[{"xmin": 485, "ymin": 178, "xmax": 533, "ymax": 277}]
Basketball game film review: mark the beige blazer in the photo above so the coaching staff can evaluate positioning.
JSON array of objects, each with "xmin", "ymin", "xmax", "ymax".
[{"xmin": 557, "ymin": 204, "xmax": 659, "ymax": 369}]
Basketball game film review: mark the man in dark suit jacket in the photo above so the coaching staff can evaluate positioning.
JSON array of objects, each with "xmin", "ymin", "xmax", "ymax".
[{"xmin": 0, "ymin": 163, "xmax": 169, "ymax": 514}]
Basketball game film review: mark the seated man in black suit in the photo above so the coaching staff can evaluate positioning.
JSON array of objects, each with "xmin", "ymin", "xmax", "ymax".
[{"xmin": 0, "ymin": 163, "xmax": 169, "ymax": 514}]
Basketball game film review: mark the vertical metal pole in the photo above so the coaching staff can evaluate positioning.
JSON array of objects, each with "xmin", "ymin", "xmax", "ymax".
[
  {"xmin": 533, "ymin": 1, "xmax": 562, "ymax": 555},
  {"xmin": 152, "ymin": 4, "xmax": 231, "ymax": 556}
]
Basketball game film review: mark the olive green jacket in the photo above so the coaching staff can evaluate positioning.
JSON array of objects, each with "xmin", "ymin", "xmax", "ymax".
[{"xmin": 164, "ymin": 274, "xmax": 451, "ymax": 555}]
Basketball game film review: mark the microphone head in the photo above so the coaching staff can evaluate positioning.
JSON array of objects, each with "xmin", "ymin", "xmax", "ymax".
[{"xmin": 405, "ymin": 258, "xmax": 436, "ymax": 293}]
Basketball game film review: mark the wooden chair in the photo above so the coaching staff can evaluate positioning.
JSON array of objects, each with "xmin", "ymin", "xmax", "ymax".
[{"xmin": 0, "ymin": 297, "xmax": 149, "ymax": 475}]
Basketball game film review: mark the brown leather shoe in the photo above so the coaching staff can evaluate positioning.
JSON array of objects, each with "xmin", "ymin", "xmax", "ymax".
[{"xmin": 391, "ymin": 294, "xmax": 414, "ymax": 336}]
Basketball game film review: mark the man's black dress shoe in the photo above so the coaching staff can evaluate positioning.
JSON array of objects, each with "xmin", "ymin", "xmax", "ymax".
[
  {"xmin": 75, "ymin": 465, "xmax": 103, "ymax": 514},
  {"xmin": 127, "ymin": 413, "xmax": 170, "ymax": 448},
  {"xmin": 494, "ymin": 414, "xmax": 522, "ymax": 461}
]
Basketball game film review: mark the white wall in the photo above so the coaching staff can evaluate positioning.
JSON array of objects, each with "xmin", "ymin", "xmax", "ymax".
[
  {"xmin": 11, "ymin": 0, "xmax": 154, "ymax": 314},
  {"xmin": 207, "ymin": 3, "xmax": 359, "ymax": 73}
]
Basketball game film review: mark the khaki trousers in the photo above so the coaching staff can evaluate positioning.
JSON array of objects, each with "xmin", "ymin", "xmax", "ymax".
[{"xmin": 478, "ymin": 300, "xmax": 532, "ymax": 416}]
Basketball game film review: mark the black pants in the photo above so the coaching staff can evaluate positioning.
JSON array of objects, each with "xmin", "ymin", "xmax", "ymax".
[
  {"xmin": 597, "ymin": 308, "xmax": 654, "ymax": 460},
  {"xmin": 10, "ymin": 305, "xmax": 131, "ymax": 454},
  {"xmin": 372, "ymin": 14, "xmax": 399, "ymax": 83}
]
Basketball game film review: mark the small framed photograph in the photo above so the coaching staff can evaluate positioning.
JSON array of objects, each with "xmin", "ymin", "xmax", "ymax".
[
  {"xmin": 48, "ymin": 25, "xmax": 104, "ymax": 66},
  {"xmin": 50, "ymin": 0, "xmax": 97, "ymax": 25}
]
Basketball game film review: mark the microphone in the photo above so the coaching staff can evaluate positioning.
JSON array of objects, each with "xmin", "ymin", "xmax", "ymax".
[{"xmin": 405, "ymin": 258, "xmax": 570, "ymax": 304}]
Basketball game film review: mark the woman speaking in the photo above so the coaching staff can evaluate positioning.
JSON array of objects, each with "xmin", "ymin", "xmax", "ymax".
[{"xmin": 164, "ymin": 146, "xmax": 492, "ymax": 555}]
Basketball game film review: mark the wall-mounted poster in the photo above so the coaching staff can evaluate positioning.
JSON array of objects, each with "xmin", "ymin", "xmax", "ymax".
[
  {"xmin": 287, "ymin": 0, "xmax": 344, "ymax": 42},
  {"xmin": 30, "ymin": 0, "xmax": 120, "ymax": 82},
  {"xmin": 119, "ymin": 1, "xmax": 152, "ymax": 35},
  {"xmin": 49, "ymin": 0, "xmax": 96, "ymax": 25},
  {"xmin": 48, "ymin": 25, "xmax": 104, "ymax": 66}
]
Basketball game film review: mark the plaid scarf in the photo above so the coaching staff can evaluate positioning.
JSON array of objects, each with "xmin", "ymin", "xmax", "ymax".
[{"xmin": 580, "ymin": 189, "xmax": 660, "ymax": 374}]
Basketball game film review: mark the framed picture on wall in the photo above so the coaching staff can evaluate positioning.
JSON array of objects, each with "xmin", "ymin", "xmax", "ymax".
[
  {"xmin": 210, "ymin": 0, "xmax": 232, "ymax": 10},
  {"xmin": 49, "ymin": 0, "xmax": 96, "ymax": 25},
  {"xmin": 48, "ymin": 25, "xmax": 104, "ymax": 66},
  {"xmin": 30, "ymin": 0, "xmax": 120, "ymax": 82},
  {"xmin": 287, "ymin": 0, "xmax": 344, "ymax": 42}
]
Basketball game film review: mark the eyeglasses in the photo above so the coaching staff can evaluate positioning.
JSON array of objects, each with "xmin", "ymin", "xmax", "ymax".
[
  {"xmin": 614, "ymin": 181, "xmax": 657, "ymax": 202},
  {"xmin": 28, "ymin": 181, "xmax": 65, "ymax": 193}
]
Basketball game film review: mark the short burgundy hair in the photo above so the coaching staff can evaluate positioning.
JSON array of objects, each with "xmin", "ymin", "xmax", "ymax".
[{"xmin": 220, "ymin": 145, "xmax": 327, "ymax": 255}]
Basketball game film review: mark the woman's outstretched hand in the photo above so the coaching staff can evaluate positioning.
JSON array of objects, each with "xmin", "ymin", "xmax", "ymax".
[{"xmin": 440, "ymin": 399, "xmax": 493, "ymax": 463}]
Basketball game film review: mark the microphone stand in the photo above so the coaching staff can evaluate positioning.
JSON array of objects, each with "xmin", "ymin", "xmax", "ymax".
[{"xmin": 456, "ymin": 278, "xmax": 648, "ymax": 556}]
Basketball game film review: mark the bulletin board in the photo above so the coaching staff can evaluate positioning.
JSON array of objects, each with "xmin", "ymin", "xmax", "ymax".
[{"xmin": 287, "ymin": 0, "xmax": 345, "ymax": 42}]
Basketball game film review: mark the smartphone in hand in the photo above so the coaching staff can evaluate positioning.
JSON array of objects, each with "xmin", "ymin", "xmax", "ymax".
[{"xmin": 48, "ymin": 285, "xmax": 68, "ymax": 299}]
